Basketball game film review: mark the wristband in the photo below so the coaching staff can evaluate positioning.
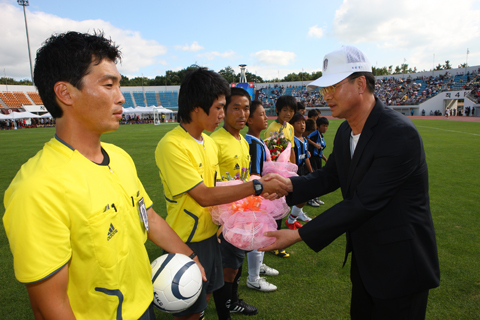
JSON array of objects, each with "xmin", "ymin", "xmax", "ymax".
[{"xmin": 188, "ymin": 251, "xmax": 197, "ymax": 260}]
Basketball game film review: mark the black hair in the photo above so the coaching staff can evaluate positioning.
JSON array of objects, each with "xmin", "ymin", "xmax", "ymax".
[
  {"xmin": 178, "ymin": 66, "xmax": 230, "ymax": 123},
  {"xmin": 275, "ymin": 95, "xmax": 297, "ymax": 114},
  {"xmin": 249, "ymin": 100, "xmax": 263, "ymax": 118},
  {"xmin": 307, "ymin": 109, "xmax": 319, "ymax": 118},
  {"xmin": 225, "ymin": 87, "xmax": 250, "ymax": 110},
  {"xmin": 316, "ymin": 116, "xmax": 329, "ymax": 127},
  {"xmin": 34, "ymin": 31, "xmax": 121, "ymax": 118},
  {"xmin": 348, "ymin": 72, "xmax": 375, "ymax": 93},
  {"xmin": 289, "ymin": 112, "xmax": 306, "ymax": 126},
  {"xmin": 246, "ymin": 100, "xmax": 264, "ymax": 127},
  {"xmin": 297, "ymin": 101, "xmax": 305, "ymax": 110},
  {"xmin": 305, "ymin": 118, "xmax": 316, "ymax": 132}
]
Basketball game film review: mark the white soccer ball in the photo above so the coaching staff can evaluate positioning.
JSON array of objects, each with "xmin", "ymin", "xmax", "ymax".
[{"xmin": 151, "ymin": 253, "xmax": 203, "ymax": 313}]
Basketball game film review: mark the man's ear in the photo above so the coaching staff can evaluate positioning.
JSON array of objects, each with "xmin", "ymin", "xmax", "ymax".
[
  {"xmin": 53, "ymin": 81, "xmax": 75, "ymax": 106},
  {"xmin": 356, "ymin": 76, "xmax": 367, "ymax": 94}
]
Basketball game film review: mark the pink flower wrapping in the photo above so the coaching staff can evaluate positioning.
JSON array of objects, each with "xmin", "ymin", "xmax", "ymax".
[
  {"xmin": 262, "ymin": 142, "xmax": 298, "ymax": 178},
  {"xmin": 222, "ymin": 210, "xmax": 277, "ymax": 251}
]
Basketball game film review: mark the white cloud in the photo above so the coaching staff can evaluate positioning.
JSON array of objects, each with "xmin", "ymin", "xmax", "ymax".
[
  {"xmin": 197, "ymin": 50, "xmax": 236, "ymax": 61},
  {"xmin": 174, "ymin": 41, "xmax": 204, "ymax": 52},
  {"xmin": 308, "ymin": 25, "xmax": 324, "ymax": 38},
  {"xmin": 252, "ymin": 50, "xmax": 296, "ymax": 66},
  {"xmin": 332, "ymin": 0, "xmax": 480, "ymax": 70},
  {"xmin": 0, "ymin": 3, "xmax": 168, "ymax": 79}
]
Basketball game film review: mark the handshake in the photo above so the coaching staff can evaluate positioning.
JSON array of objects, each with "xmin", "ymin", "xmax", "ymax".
[{"xmin": 256, "ymin": 173, "xmax": 293, "ymax": 200}]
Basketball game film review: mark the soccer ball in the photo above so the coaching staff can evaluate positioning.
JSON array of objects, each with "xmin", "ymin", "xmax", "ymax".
[{"xmin": 151, "ymin": 253, "xmax": 203, "ymax": 313}]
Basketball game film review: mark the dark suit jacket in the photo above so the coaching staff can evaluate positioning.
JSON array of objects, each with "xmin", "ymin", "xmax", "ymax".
[{"xmin": 286, "ymin": 98, "xmax": 440, "ymax": 299}]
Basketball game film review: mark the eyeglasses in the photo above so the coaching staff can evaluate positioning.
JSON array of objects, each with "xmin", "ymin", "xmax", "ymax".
[{"xmin": 318, "ymin": 79, "xmax": 349, "ymax": 97}]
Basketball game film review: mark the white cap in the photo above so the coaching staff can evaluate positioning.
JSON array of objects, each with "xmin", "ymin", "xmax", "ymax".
[{"xmin": 307, "ymin": 46, "xmax": 372, "ymax": 90}]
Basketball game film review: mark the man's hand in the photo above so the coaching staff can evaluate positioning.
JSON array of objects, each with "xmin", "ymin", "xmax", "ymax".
[
  {"xmin": 260, "ymin": 173, "xmax": 293, "ymax": 198},
  {"xmin": 259, "ymin": 229, "xmax": 303, "ymax": 252}
]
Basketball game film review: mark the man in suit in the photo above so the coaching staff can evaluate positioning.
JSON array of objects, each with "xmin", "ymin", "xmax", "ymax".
[{"xmin": 261, "ymin": 46, "xmax": 440, "ymax": 319}]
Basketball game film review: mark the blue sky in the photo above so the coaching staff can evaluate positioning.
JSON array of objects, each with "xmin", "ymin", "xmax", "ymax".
[{"xmin": 1, "ymin": 0, "xmax": 479, "ymax": 81}]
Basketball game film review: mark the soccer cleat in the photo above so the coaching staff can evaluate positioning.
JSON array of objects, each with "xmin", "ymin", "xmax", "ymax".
[
  {"xmin": 307, "ymin": 199, "xmax": 320, "ymax": 207},
  {"xmin": 298, "ymin": 211, "xmax": 312, "ymax": 222},
  {"xmin": 271, "ymin": 249, "xmax": 290, "ymax": 258},
  {"xmin": 247, "ymin": 277, "xmax": 278, "ymax": 292},
  {"xmin": 285, "ymin": 220, "xmax": 296, "ymax": 230},
  {"xmin": 315, "ymin": 198, "xmax": 325, "ymax": 205},
  {"xmin": 260, "ymin": 263, "xmax": 279, "ymax": 276},
  {"xmin": 228, "ymin": 299, "xmax": 259, "ymax": 315}
]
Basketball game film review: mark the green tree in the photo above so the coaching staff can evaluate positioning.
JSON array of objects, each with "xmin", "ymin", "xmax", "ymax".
[{"xmin": 219, "ymin": 66, "xmax": 237, "ymax": 83}]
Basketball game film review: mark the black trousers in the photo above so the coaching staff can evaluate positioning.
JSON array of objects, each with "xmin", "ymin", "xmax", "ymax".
[{"xmin": 350, "ymin": 255, "xmax": 429, "ymax": 320}]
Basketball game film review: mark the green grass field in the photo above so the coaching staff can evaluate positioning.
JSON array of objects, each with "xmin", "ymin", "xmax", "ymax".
[{"xmin": 1, "ymin": 118, "xmax": 479, "ymax": 319}]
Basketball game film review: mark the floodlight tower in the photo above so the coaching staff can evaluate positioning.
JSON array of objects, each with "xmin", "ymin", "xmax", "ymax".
[
  {"xmin": 18, "ymin": 0, "xmax": 34, "ymax": 85},
  {"xmin": 239, "ymin": 64, "xmax": 247, "ymax": 83}
]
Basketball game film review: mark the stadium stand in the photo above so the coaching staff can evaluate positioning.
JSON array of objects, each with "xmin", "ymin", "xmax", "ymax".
[
  {"xmin": 0, "ymin": 92, "xmax": 22, "ymax": 108},
  {"xmin": 145, "ymin": 91, "xmax": 157, "ymax": 106},
  {"xmin": 132, "ymin": 91, "xmax": 146, "ymax": 107},
  {"xmin": 122, "ymin": 91, "xmax": 135, "ymax": 108},
  {"xmin": 13, "ymin": 91, "xmax": 33, "ymax": 105},
  {"xmin": 27, "ymin": 91, "xmax": 43, "ymax": 105}
]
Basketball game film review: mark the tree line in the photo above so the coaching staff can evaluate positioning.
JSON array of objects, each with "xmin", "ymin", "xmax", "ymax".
[{"xmin": 1, "ymin": 61, "xmax": 470, "ymax": 87}]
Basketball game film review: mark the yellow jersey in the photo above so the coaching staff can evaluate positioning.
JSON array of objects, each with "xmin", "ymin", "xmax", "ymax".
[
  {"xmin": 155, "ymin": 125, "xmax": 219, "ymax": 243},
  {"xmin": 3, "ymin": 136, "xmax": 153, "ymax": 320},
  {"xmin": 264, "ymin": 119, "xmax": 295, "ymax": 144},
  {"xmin": 210, "ymin": 127, "xmax": 251, "ymax": 181}
]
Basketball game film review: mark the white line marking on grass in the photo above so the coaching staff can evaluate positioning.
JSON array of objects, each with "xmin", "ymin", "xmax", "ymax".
[{"xmin": 416, "ymin": 126, "xmax": 480, "ymax": 137}]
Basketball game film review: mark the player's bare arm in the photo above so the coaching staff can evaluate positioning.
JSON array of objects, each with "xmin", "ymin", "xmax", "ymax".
[
  {"xmin": 146, "ymin": 208, "xmax": 206, "ymax": 281},
  {"xmin": 187, "ymin": 174, "xmax": 290, "ymax": 207},
  {"xmin": 26, "ymin": 264, "xmax": 76, "ymax": 320}
]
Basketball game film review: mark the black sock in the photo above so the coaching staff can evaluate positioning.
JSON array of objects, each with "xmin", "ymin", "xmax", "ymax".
[
  {"xmin": 213, "ymin": 282, "xmax": 233, "ymax": 320},
  {"xmin": 231, "ymin": 265, "xmax": 242, "ymax": 304}
]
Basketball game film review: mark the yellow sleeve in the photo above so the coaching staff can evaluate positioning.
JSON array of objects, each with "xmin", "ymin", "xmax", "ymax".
[{"xmin": 155, "ymin": 137, "xmax": 204, "ymax": 197}]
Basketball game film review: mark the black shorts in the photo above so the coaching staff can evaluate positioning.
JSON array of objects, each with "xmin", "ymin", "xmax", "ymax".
[
  {"xmin": 170, "ymin": 235, "xmax": 224, "ymax": 317},
  {"xmin": 297, "ymin": 164, "xmax": 309, "ymax": 176},
  {"xmin": 310, "ymin": 155, "xmax": 322, "ymax": 171},
  {"xmin": 218, "ymin": 233, "xmax": 246, "ymax": 269}
]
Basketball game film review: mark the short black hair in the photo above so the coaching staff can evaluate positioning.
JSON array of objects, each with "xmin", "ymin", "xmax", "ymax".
[
  {"xmin": 249, "ymin": 100, "xmax": 263, "ymax": 118},
  {"xmin": 305, "ymin": 118, "xmax": 316, "ymax": 132},
  {"xmin": 226, "ymin": 87, "xmax": 250, "ymax": 110},
  {"xmin": 178, "ymin": 66, "xmax": 230, "ymax": 123},
  {"xmin": 316, "ymin": 116, "xmax": 329, "ymax": 127},
  {"xmin": 34, "ymin": 31, "xmax": 121, "ymax": 118},
  {"xmin": 348, "ymin": 72, "xmax": 375, "ymax": 94},
  {"xmin": 289, "ymin": 112, "xmax": 305, "ymax": 126},
  {"xmin": 246, "ymin": 100, "xmax": 264, "ymax": 127},
  {"xmin": 308, "ymin": 109, "xmax": 319, "ymax": 118},
  {"xmin": 275, "ymin": 95, "xmax": 297, "ymax": 114}
]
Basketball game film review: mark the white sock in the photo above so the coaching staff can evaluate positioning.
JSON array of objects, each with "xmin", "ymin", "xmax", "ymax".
[
  {"xmin": 287, "ymin": 206, "xmax": 301, "ymax": 224},
  {"xmin": 247, "ymin": 250, "xmax": 264, "ymax": 282}
]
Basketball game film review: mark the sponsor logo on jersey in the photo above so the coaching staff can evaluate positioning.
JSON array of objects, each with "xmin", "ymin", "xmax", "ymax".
[{"xmin": 107, "ymin": 223, "xmax": 118, "ymax": 241}]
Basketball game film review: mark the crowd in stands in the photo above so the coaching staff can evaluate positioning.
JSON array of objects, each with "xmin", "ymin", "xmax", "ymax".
[
  {"xmin": 257, "ymin": 70, "xmax": 480, "ymax": 109},
  {"xmin": 0, "ymin": 117, "xmax": 55, "ymax": 130}
]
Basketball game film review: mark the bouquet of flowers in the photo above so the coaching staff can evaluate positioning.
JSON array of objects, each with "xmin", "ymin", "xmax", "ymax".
[
  {"xmin": 263, "ymin": 122, "xmax": 298, "ymax": 178},
  {"xmin": 265, "ymin": 121, "xmax": 289, "ymax": 161},
  {"xmin": 209, "ymin": 170, "xmax": 279, "ymax": 250}
]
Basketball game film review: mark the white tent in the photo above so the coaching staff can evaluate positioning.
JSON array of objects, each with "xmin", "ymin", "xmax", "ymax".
[{"xmin": 0, "ymin": 111, "xmax": 41, "ymax": 119}]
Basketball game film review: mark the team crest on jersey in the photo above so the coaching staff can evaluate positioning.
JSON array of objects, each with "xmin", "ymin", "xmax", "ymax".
[{"xmin": 107, "ymin": 223, "xmax": 118, "ymax": 241}]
